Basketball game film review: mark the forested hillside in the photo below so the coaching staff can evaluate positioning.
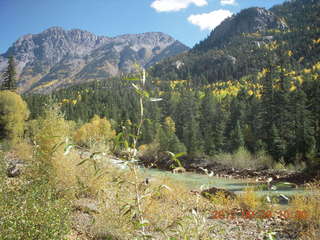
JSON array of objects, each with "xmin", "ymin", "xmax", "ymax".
[
  {"xmin": 24, "ymin": 0, "xmax": 320, "ymax": 167},
  {"xmin": 150, "ymin": 0, "xmax": 319, "ymax": 84}
]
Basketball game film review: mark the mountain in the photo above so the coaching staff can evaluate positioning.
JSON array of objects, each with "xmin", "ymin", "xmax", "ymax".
[
  {"xmin": 194, "ymin": 7, "xmax": 288, "ymax": 51},
  {"xmin": 0, "ymin": 27, "xmax": 189, "ymax": 93},
  {"xmin": 151, "ymin": 1, "xmax": 319, "ymax": 84},
  {"xmin": 23, "ymin": 0, "xmax": 320, "ymax": 165}
]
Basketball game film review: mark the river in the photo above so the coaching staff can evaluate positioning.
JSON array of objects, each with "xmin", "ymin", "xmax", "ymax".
[{"xmin": 140, "ymin": 168, "xmax": 306, "ymax": 197}]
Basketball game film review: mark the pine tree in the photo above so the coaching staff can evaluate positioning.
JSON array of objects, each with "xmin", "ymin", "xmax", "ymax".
[
  {"xmin": 258, "ymin": 64, "xmax": 276, "ymax": 151},
  {"xmin": 268, "ymin": 124, "xmax": 286, "ymax": 161},
  {"xmin": 212, "ymin": 103, "xmax": 226, "ymax": 153},
  {"xmin": 225, "ymin": 97, "xmax": 244, "ymax": 152},
  {"xmin": 229, "ymin": 120, "xmax": 244, "ymax": 152},
  {"xmin": 158, "ymin": 116, "xmax": 186, "ymax": 153},
  {"xmin": 1, "ymin": 56, "xmax": 17, "ymax": 91},
  {"xmin": 200, "ymin": 91, "xmax": 217, "ymax": 155},
  {"xmin": 291, "ymin": 87, "xmax": 315, "ymax": 161}
]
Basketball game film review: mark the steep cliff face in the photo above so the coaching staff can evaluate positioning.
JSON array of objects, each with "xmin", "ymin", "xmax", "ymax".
[
  {"xmin": 0, "ymin": 27, "xmax": 189, "ymax": 93},
  {"xmin": 195, "ymin": 7, "xmax": 288, "ymax": 51}
]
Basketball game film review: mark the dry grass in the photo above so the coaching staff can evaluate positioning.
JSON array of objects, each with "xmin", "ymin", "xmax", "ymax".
[
  {"xmin": 11, "ymin": 140, "xmax": 34, "ymax": 162},
  {"xmin": 91, "ymin": 168, "xmax": 215, "ymax": 239},
  {"xmin": 50, "ymin": 149, "xmax": 120, "ymax": 199},
  {"xmin": 290, "ymin": 181, "xmax": 320, "ymax": 239},
  {"xmin": 238, "ymin": 187, "xmax": 264, "ymax": 210}
]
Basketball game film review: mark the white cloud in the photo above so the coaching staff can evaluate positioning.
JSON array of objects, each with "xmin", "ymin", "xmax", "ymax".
[
  {"xmin": 151, "ymin": 0, "xmax": 208, "ymax": 12},
  {"xmin": 220, "ymin": 0, "xmax": 237, "ymax": 6},
  {"xmin": 188, "ymin": 9, "xmax": 233, "ymax": 30}
]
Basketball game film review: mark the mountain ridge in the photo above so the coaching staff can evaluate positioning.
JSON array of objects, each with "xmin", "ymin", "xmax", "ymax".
[
  {"xmin": 194, "ymin": 7, "xmax": 288, "ymax": 51},
  {"xmin": 150, "ymin": 1, "xmax": 319, "ymax": 84},
  {"xmin": 0, "ymin": 27, "xmax": 189, "ymax": 93}
]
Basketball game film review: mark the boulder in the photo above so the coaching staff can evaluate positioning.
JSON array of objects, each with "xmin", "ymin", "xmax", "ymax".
[
  {"xmin": 6, "ymin": 165, "xmax": 21, "ymax": 178},
  {"xmin": 172, "ymin": 167, "xmax": 186, "ymax": 174}
]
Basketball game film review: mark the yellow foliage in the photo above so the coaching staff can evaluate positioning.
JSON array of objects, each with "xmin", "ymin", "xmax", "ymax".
[
  {"xmin": 312, "ymin": 38, "xmax": 320, "ymax": 44},
  {"xmin": 285, "ymin": 70, "xmax": 296, "ymax": 76},
  {"xmin": 313, "ymin": 62, "xmax": 320, "ymax": 71},
  {"xmin": 290, "ymin": 181, "xmax": 320, "ymax": 238},
  {"xmin": 265, "ymin": 41, "xmax": 279, "ymax": 51},
  {"xmin": 28, "ymin": 104, "xmax": 73, "ymax": 160},
  {"xmin": 0, "ymin": 91, "xmax": 30, "ymax": 145},
  {"xmin": 169, "ymin": 80, "xmax": 187, "ymax": 89},
  {"xmin": 257, "ymin": 68, "xmax": 269, "ymax": 80},
  {"xmin": 288, "ymin": 50, "xmax": 293, "ymax": 57},
  {"xmin": 32, "ymin": 80, "xmax": 59, "ymax": 91},
  {"xmin": 74, "ymin": 115, "xmax": 115, "ymax": 147},
  {"xmin": 294, "ymin": 75, "xmax": 303, "ymax": 84},
  {"xmin": 164, "ymin": 116, "xmax": 176, "ymax": 133},
  {"xmin": 290, "ymin": 85, "xmax": 297, "ymax": 91},
  {"xmin": 303, "ymin": 68, "xmax": 312, "ymax": 74},
  {"xmin": 238, "ymin": 187, "xmax": 262, "ymax": 210}
]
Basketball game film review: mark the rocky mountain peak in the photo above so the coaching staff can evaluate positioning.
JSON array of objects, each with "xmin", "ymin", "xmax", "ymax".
[
  {"xmin": 0, "ymin": 27, "xmax": 189, "ymax": 93},
  {"xmin": 195, "ymin": 7, "xmax": 288, "ymax": 50}
]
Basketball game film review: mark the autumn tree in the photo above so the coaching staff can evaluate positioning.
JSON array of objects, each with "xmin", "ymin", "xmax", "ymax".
[
  {"xmin": 158, "ymin": 116, "xmax": 186, "ymax": 154},
  {"xmin": 0, "ymin": 91, "xmax": 29, "ymax": 145},
  {"xmin": 74, "ymin": 115, "xmax": 116, "ymax": 148}
]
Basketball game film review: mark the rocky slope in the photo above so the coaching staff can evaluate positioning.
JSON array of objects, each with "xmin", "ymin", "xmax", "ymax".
[
  {"xmin": 0, "ymin": 27, "xmax": 189, "ymax": 93},
  {"xmin": 194, "ymin": 7, "xmax": 288, "ymax": 50},
  {"xmin": 150, "ymin": 5, "xmax": 308, "ymax": 82}
]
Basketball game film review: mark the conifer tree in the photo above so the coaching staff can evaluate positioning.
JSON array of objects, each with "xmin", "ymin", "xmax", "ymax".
[
  {"xmin": 212, "ymin": 103, "xmax": 227, "ymax": 153},
  {"xmin": 291, "ymin": 87, "xmax": 315, "ymax": 160},
  {"xmin": 229, "ymin": 120, "xmax": 245, "ymax": 152},
  {"xmin": 259, "ymin": 64, "xmax": 276, "ymax": 150},
  {"xmin": 1, "ymin": 56, "xmax": 17, "ymax": 91},
  {"xmin": 225, "ymin": 97, "xmax": 244, "ymax": 152},
  {"xmin": 200, "ymin": 91, "xmax": 217, "ymax": 155},
  {"xmin": 268, "ymin": 124, "xmax": 286, "ymax": 161},
  {"xmin": 158, "ymin": 116, "xmax": 186, "ymax": 153}
]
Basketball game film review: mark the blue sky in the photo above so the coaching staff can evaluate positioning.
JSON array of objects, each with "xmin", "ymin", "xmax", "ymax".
[{"xmin": 0, "ymin": 0, "xmax": 286, "ymax": 53}]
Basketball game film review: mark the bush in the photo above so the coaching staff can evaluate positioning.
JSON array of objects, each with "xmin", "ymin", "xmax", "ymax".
[
  {"xmin": 290, "ymin": 181, "xmax": 320, "ymax": 238},
  {"xmin": 0, "ymin": 177, "xmax": 70, "ymax": 239},
  {"xmin": 27, "ymin": 104, "xmax": 73, "ymax": 161},
  {"xmin": 0, "ymin": 90, "xmax": 29, "ymax": 145},
  {"xmin": 212, "ymin": 147, "xmax": 274, "ymax": 169},
  {"xmin": 51, "ymin": 149, "xmax": 115, "ymax": 198},
  {"xmin": 0, "ymin": 147, "xmax": 70, "ymax": 240},
  {"xmin": 74, "ymin": 115, "xmax": 115, "ymax": 149}
]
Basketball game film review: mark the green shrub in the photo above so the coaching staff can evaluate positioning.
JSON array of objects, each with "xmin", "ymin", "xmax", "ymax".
[
  {"xmin": 0, "ymin": 90, "xmax": 29, "ymax": 145},
  {"xmin": 0, "ymin": 178, "xmax": 70, "ymax": 240},
  {"xmin": 213, "ymin": 147, "xmax": 274, "ymax": 169},
  {"xmin": 0, "ymin": 145, "xmax": 70, "ymax": 240}
]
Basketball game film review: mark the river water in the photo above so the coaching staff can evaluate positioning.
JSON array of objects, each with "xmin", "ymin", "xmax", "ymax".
[
  {"xmin": 107, "ymin": 157, "xmax": 306, "ymax": 197},
  {"xmin": 140, "ymin": 168, "xmax": 306, "ymax": 196}
]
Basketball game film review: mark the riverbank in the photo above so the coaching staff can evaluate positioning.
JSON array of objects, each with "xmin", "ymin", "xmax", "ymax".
[
  {"xmin": 2, "ymin": 147, "xmax": 320, "ymax": 239},
  {"xmin": 139, "ymin": 154, "xmax": 320, "ymax": 187}
]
